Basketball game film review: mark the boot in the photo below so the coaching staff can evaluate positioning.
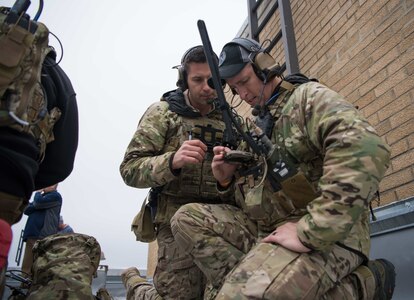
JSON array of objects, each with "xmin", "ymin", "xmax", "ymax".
[
  {"xmin": 96, "ymin": 287, "xmax": 113, "ymax": 300},
  {"xmin": 367, "ymin": 259, "xmax": 396, "ymax": 300},
  {"xmin": 352, "ymin": 259, "xmax": 396, "ymax": 300},
  {"xmin": 121, "ymin": 267, "xmax": 147, "ymax": 291}
]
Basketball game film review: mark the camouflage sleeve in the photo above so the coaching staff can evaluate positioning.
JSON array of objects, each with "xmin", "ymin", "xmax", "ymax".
[
  {"xmin": 295, "ymin": 83, "xmax": 391, "ymax": 251},
  {"xmin": 119, "ymin": 102, "xmax": 178, "ymax": 188}
]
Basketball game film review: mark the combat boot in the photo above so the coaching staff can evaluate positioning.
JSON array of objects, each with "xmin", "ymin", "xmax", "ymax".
[
  {"xmin": 352, "ymin": 259, "xmax": 396, "ymax": 300},
  {"xmin": 96, "ymin": 287, "xmax": 113, "ymax": 300},
  {"xmin": 121, "ymin": 267, "xmax": 147, "ymax": 292},
  {"xmin": 0, "ymin": 219, "xmax": 12, "ymax": 299},
  {"xmin": 367, "ymin": 259, "xmax": 396, "ymax": 300}
]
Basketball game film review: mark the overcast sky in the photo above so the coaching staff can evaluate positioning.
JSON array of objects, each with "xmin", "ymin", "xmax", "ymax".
[{"xmin": 6, "ymin": 0, "xmax": 247, "ymax": 270}]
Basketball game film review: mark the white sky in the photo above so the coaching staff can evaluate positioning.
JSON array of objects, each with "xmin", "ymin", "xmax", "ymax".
[{"xmin": 5, "ymin": 0, "xmax": 247, "ymax": 270}]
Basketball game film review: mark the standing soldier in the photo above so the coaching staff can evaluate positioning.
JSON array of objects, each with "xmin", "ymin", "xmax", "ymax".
[
  {"xmin": 171, "ymin": 38, "xmax": 395, "ymax": 299},
  {"xmin": 120, "ymin": 46, "xmax": 235, "ymax": 299}
]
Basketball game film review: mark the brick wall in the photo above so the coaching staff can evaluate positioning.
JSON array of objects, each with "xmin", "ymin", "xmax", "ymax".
[{"xmin": 234, "ymin": 0, "xmax": 413, "ymax": 206}]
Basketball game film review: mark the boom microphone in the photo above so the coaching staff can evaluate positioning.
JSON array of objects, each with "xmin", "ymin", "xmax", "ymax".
[{"xmin": 251, "ymin": 104, "xmax": 261, "ymax": 116}]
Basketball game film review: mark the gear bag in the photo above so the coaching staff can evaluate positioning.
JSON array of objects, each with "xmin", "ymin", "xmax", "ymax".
[
  {"xmin": 131, "ymin": 189, "xmax": 158, "ymax": 243},
  {"xmin": 1, "ymin": 4, "xmax": 79, "ymax": 190},
  {"xmin": 0, "ymin": 6, "xmax": 49, "ymax": 126},
  {"xmin": 26, "ymin": 233, "xmax": 101, "ymax": 300},
  {"xmin": 0, "ymin": 6, "xmax": 61, "ymax": 162}
]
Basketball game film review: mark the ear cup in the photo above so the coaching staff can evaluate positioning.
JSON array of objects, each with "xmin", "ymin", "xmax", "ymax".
[
  {"xmin": 255, "ymin": 52, "xmax": 278, "ymax": 72},
  {"xmin": 254, "ymin": 52, "xmax": 282, "ymax": 81},
  {"xmin": 176, "ymin": 45, "xmax": 203, "ymax": 90},
  {"xmin": 176, "ymin": 66, "xmax": 187, "ymax": 90}
]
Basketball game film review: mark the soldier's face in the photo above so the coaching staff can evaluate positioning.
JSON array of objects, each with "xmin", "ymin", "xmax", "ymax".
[
  {"xmin": 226, "ymin": 64, "xmax": 272, "ymax": 107},
  {"xmin": 186, "ymin": 62, "xmax": 216, "ymax": 108}
]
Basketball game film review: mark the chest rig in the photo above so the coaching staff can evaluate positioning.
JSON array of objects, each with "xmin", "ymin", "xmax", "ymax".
[
  {"xmin": 235, "ymin": 82, "xmax": 323, "ymax": 231},
  {"xmin": 163, "ymin": 108, "xmax": 226, "ymax": 202}
]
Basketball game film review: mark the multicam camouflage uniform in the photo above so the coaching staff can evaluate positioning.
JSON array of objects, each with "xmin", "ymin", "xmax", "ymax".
[
  {"xmin": 120, "ymin": 89, "xmax": 233, "ymax": 300},
  {"xmin": 171, "ymin": 81, "xmax": 391, "ymax": 299}
]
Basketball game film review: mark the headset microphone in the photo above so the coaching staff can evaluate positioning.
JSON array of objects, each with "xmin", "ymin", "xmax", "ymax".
[{"xmin": 251, "ymin": 104, "xmax": 261, "ymax": 116}]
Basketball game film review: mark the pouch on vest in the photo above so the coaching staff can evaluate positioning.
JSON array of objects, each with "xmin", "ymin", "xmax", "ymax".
[
  {"xmin": 131, "ymin": 191, "xmax": 156, "ymax": 243},
  {"xmin": 280, "ymin": 171, "xmax": 319, "ymax": 209},
  {"xmin": 0, "ymin": 6, "xmax": 49, "ymax": 128},
  {"xmin": 244, "ymin": 180, "xmax": 267, "ymax": 220},
  {"xmin": 0, "ymin": 6, "xmax": 62, "ymax": 164}
]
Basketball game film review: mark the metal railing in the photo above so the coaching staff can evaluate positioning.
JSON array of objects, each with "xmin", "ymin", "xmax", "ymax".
[{"xmin": 247, "ymin": 0, "xmax": 299, "ymax": 75}]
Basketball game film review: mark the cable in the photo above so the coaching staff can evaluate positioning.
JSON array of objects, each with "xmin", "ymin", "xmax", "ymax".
[
  {"xmin": 33, "ymin": 0, "xmax": 44, "ymax": 21},
  {"xmin": 43, "ymin": 31, "xmax": 64, "ymax": 67}
]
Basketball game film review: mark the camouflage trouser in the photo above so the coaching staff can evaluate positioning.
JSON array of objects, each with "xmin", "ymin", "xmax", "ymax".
[
  {"xmin": 171, "ymin": 203, "xmax": 363, "ymax": 300},
  {"xmin": 150, "ymin": 223, "xmax": 206, "ymax": 300},
  {"xmin": 126, "ymin": 280, "xmax": 163, "ymax": 300},
  {"xmin": 170, "ymin": 203, "xmax": 258, "ymax": 298}
]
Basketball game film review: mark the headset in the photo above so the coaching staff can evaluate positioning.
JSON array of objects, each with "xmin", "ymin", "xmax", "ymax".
[
  {"xmin": 174, "ymin": 45, "xmax": 222, "ymax": 91},
  {"xmin": 174, "ymin": 45, "xmax": 204, "ymax": 90},
  {"xmin": 225, "ymin": 37, "xmax": 283, "ymax": 83}
]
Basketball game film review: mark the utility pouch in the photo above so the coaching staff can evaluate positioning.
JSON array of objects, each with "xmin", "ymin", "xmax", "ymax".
[
  {"xmin": 0, "ymin": 7, "xmax": 49, "ymax": 127},
  {"xmin": 131, "ymin": 192, "xmax": 156, "ymax": 243},
  {"xmin": 244, "ymin": 181, "xmax": 267, "ymax": 220},
  {"xmin": 280, "ymin": 171, "xmax": 319, "ymax": 209}
]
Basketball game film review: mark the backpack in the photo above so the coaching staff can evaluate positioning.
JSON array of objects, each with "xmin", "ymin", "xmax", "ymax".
[
  {"xmin": 26, "ymin": 233, "xmax": 101, "ymax": 299},
  {"xmin": 0, "ymin": 6, "xmax": 61, "ymax": 162},
  {"xmin": 0, "ymin": 4, "xmax": 79, "ymax": 190}
]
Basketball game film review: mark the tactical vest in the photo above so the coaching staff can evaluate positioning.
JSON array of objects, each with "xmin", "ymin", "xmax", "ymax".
[
  {"xmin": 162, "ymin": 110, "xmax": 225, "ymax": 201},
  {"xmin": 235, "ymin": 84, "xmax": 323, "ymax": 232},
  {"xmin": 0, "ymin": 7, "xmax": 61, "ymax": 162},
  {"xmin": 155, "ymin": 104, "xmax": 228, "ymax": 224}
]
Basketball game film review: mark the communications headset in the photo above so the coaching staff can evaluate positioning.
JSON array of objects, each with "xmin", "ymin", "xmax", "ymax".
[
  {"xmin": 223, "ymin": 37, "xmax": 283, "ymax": 85},
  {"xmin": 174, "ymin": 45, "xmax": 221, "ymax": 91},
  {"xmin": 221, "ymin": 38, "xmax": 285, "ymax": 116}
]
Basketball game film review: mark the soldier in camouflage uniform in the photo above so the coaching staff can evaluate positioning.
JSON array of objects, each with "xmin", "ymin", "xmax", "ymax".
[
  {"xmin": 170, "ymin": 38, "xmax": 396, "ymax": 299},
  {"xmin": 120, "ymin": 46, "xmax": 234, "ymax": 300}
]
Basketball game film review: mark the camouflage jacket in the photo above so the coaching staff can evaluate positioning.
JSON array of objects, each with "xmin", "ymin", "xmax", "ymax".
[
  {"xmin": 120, "ymin": 89, "xmax": 230, "ymax": 223},
  {"xmin": 228, "ymin": 81, "xmax": 390, "ymax": 256}
]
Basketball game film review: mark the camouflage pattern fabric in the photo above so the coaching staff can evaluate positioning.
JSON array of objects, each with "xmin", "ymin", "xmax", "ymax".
[
  {"xmin": 172, "ymin": 203, "xmax": 362, "ymax": 299},
  {"xmin": 275, "ymin": 82, "xmax": 389, "ymax": 253},
  {"xmin": 0, "ymin": 7, "xmax": 50, "ymax": 128},
  {"xmin": 96, "ymin": 287, "xmax": 114, "ymax": 300},
  {"xmin": 171, "ymin": 203, "xmax": 257, "ymax": 291},
  {"xmin": 217, "ymin": 242, "xmax": 362, "ymax": 299},
  {"xmin": 232, "ymin": 81, "xmax": 390, "ymax": 255},
  {"xmin": 171, "ymin": 81, "xmax": 390, "ymax": 299},
  {"xmin": 26, "ymin": 233, "xmax": 101, "ymax": 299},
  {"xmin": 152, "ymin": 223, "xmax": 205, "ymax": 299},
  {"xmin": 127, "ymin": 283, "xmax": 163, "ymax": 300},
  {"xmin": 120, "ymin": 90, "xmax": 233, "ymax": 299}
]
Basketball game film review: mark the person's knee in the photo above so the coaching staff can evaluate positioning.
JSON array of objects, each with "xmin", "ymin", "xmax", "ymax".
[
  {"xmin": 171, "ymin": 203, "xmax": 204, "ymax": 233},
  {"xmin": 170, "ymin": 204, "xmax": 201, "ymax": 253}
]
